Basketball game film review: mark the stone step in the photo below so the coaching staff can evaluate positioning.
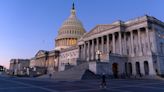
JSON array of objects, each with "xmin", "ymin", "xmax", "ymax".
[{"xmin": 52, "ymin": 62, "xmax": 89, "ymax": 80}]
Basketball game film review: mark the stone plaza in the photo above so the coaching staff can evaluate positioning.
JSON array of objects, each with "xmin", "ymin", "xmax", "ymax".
[{"xmin": 1, "ymin": 75, "xmax": 164, "ymax": 92}]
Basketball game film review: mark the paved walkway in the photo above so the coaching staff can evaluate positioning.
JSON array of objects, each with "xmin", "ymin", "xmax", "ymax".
[{"xmin": 0, "ymin": 76, "xmax": 164, "ymax": 92}]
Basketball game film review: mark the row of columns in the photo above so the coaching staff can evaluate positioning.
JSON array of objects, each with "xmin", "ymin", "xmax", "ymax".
[
  {"xmin": 56, "ymin": 38, "xmax": 77, "ymax": 47},
  {"xmin": 79, "ymin": 27, "xmax": 151, "ymax": 61}
]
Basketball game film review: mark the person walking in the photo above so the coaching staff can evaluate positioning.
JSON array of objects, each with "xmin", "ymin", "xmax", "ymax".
[
  {"xmin": 100, "ymin": 73, "xmax": 107, "ymax": 88},
  {"xmin": 49, "ymin": 73, "xmax": 52, "ymax": 79}
]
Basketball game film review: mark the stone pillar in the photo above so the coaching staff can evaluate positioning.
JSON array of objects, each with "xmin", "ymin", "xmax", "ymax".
[
  {"xmin": 79, "ymin": 45, "xmax": 81, "ymax": 59},
  {"xmin": 107, "ymin": 35, "xmax": 109, "ymax": 53},
  {"xmin": 70, "ymin": 38, "xmax": 72, "ymax": 45},
  {"xmin": 88, "ymin": 41, "xmax": 91, "ymax": 61},
  {"xmin": 101, "ymin": 36, "xmax": 104, "ymax": 53},
  {"xmin": 63, "ymin": 39, "xmax": 65, "ymax": 46},
  {"xmin": 138, "ymin": 29, "xmax": 142, "ymax": 56},
  {"xmin": 65, "ymin": 38, "xmax": 67, "ymax": 46},
  {"xmin": 67, "ymin": 39, "xmax": 69, "ymax": 46},
  {"xmin": 132, "ymin": 62, "xmax": 136, "ymax": 75},
  {"xmin": 140, "ymin": 62, "xmax": 145, "ymax": 75},
  {"xmin": 66, "ymin": 39, "xmax": 68, "ymax": 46},
  {"xmin": 62, "ymin": 39, "xmax": 63, "ymax": 45},
  {"xmin": 64, "ymin": 39, "xmax": 66, "ymax": 46},
  {"xmin": 82, "ymin": 45, "xmax": 84, "ymax": 59},
  {"xmin": 84, "ymin": 42, "xmax": 87, "ymax": 60},
  {"xmin": 97, "ymin": 38, "xmax": 99, "ymax": 50},
  {"xmin": 92, "ymin": 39, "xmax": 95, "ymax": 60},
  {"xmin": 130, "ymin": 31, "xmax": 134, "ymax": 57},
  {"xmin": 63, "ymin": 39, "xmax": 64, "ymax": 46},
  {"xmin": 112, "ymin": 33, "xmax": 115, "ymax": 53},
  {"xmin": 124, "ymin": 33, "xmax": 127, "ymax": 55},
  {"xmin": 146, "ymin": 27, "xmax": 151, "ymax": 55},
  {"xmin": 119, "ymin": 32, "xmax": 122, "ymax": 55}
]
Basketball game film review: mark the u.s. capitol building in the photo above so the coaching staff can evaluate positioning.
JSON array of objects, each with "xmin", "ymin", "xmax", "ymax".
[{"xmin": 29, "ymin": 3, "xmax": 164, "ymax": 80}]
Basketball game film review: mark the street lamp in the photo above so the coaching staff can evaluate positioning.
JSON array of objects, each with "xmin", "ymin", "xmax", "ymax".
[{"xmin": 96, "ymin": 50, "xmax": 102, "ymax": 62}]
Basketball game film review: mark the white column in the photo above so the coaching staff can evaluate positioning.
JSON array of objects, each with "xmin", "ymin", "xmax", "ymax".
[
  {"xmin": 138, "ymin": 29, "xmax": 142, "ymax": 56},
  {"xmin": 61, "ymin": 39, "xmax": 63, "ymax": 45},
  {"xmin": 132, "ymin": 62, "xmax": 136, "ymax": 75},
  {"xmin": 79, "ymin": 45, "xmax": 81, "ymax": 59},
  {"xmin": 130, "ymin": 31, "xmax": 134, "ymax": 57},
  {"xmin": 64, "ymin": 39, "xmax": 66, "ymax": 46},
  {"xmin": 59, "ymin": 40, "xmax": 61, "ymax": 46},
  {"xmin": 124, "ymin": 33, "xmax": 127, "ymax": 55},
  {"xmin": 84, "ymin": 42, "xmax": 87, "ymax": 60},
  {"xmin": 63, "ymin": 39, "xmax": 64, "ymax": 46},
  {"xmin": 97, "ymin": 38, "xmax": 99, "ymax": 50},
  {"xmin": 119, "ymin": 32, "xmax": 122, "ymax": 55},
  {"xmin": 107, "ymin": 35, "xmax": 109, "ymax": 53},
  {"xmin": 82, "ymin": 45, "xmax": 84, "ymax": 59},
  {"xmin": 101, "ymin": 36, "xmax": 104, "ymax": 53},
  {"xmin": 112, "ymin": 33, "xmax": 115, "ymax": 53},
  {"xmin": 92, "ymin": 39, "xmax": 95, "ymax": 60},
  {"xmin": 88, "ymin": 41, "xmax": 91, "ymax": 61},
  {"xmin": 140, "ymin": 62, "xmax": 145, "ymax": 75},
  {"xmin": 146, "ymin": 27, "xmax": 151, "ymax": 55},
  {"xmin": 67, "ymin": 39, "xmax": 69, "ymax": 46}
]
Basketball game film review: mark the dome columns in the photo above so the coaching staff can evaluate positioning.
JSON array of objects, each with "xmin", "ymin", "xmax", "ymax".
[{"xmin": 55, "ymin": 38, "xmax": 77, "ymax": 47}]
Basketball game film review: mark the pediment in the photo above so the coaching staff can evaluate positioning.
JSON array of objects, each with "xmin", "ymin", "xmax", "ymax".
[
  {"xmin": 35, "ymin": 50, "xmax": 48, "ymax": 57},
  {"xmin": 83, "ymin": 24, "xmax": 115, "ymax": 38}
]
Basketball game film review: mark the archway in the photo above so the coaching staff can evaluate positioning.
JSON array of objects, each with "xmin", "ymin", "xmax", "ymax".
[
  {"xmin": 128, "ymin": 63, "xmax": 132, "ymax": 76},
  {"xmin": 144, "ymin": 61, "xmax": 149, "ymax": 75},
  {"xmin": 112, "ymin": 63, "xmax": 118, "ymax": 78},
  {"xmin": 135, "ymin": 62, "xmax": 141, "ymax": 75}
]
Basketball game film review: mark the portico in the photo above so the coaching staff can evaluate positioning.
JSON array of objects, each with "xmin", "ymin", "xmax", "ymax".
[{"xmin": 78, "ymin": 16, "xmax": 162, "ymax": 76}]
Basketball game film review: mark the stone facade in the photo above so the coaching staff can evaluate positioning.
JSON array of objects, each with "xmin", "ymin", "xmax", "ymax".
[
  {"xmin": 58, "ymin": 46, "xmax": 79, "ymax": 71},
  {"xmin": 9, "ymin": 59, "xmax": 30, "ymax": 75},
  {"xmin": 78, "ymin": 15, "xmax": 164, "ymax": 76},
  {"xmin": 29, "ymin": 50, "xmax": 59, "ymax": 74},
  {"xmin": 29, "ymin": 2, "xmax": 164, "ymax": 78}
]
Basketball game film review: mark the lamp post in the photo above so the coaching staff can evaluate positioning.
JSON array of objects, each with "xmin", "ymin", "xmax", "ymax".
[{"xmin": 96, "ymin": 50, "xmax": 102, "ymax": 62}]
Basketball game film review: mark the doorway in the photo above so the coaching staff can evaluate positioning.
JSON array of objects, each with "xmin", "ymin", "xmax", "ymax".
[{"xmin": 112, "ymin": 63, "xmax": 118, "ymax": 78}]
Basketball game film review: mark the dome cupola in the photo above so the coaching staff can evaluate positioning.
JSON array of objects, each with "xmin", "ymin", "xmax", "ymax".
[{"xmin": 55, "ymin": 2, "xmax": 86, "ymax": 50}]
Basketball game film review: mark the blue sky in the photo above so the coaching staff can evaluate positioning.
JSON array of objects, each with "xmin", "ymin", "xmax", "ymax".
[{"xmin": 0, "ymin": 0, "xmax": 164, "ymax": 68}]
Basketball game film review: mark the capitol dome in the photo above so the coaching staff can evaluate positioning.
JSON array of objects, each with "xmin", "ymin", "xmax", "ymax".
[{"xmin": 55, "ymin": 3, "xmax": 86, "ymax": 50}]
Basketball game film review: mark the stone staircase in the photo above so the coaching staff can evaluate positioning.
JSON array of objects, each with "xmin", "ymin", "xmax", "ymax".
[{"xmin": 52, "ymin": 62, "xmax": 90, "ymax": 80}]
